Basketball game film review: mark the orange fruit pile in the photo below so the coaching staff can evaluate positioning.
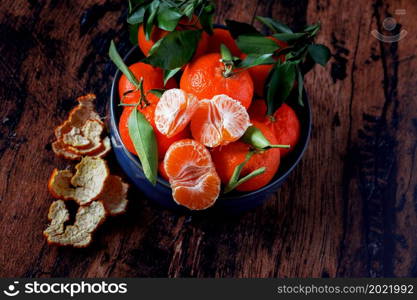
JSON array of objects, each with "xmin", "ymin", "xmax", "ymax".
[{"xmin": 118, "ymin": 26, "xmax": 301, "ymax": 210}]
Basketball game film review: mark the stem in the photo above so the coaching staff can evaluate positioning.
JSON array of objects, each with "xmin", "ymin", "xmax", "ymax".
[
  {"xmin": 119, "ymin": 77, "xmax": 150, "ymax": 109},
  {"xmin": 220, "ymin": 44, "xmax": 234, "ymax": 78},
  {"xmin": 137, "ymin": 77, "xmax": 150, "ymax": 108},
  {"xmin": 268, "ymin": 144, "xmax": 291, "ymax": 149}
]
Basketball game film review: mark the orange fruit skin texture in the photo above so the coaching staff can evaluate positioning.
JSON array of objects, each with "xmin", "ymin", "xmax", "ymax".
[
  {"xmin": 163, "ymin": 139, "xmax": 220, "ymax": 210},
  {"xmin": 138, "ymin": 24, "xmax": 209, "ymax": 59},
  {"xmin": 249, "ymin": 99, "xmax": 301, "ymax": 156},
  {"xmin": 180, "ymin": 53, "xmax": 254, "ymax": 109},
  {"xmin": 118, "ymin": 62, "xmax": 177, "ymax": 104},
  {"xmin": 118, "ymin": 106, "xmax": 190, "ymax": 159},
  {"xmin": 211, "ymin": 120, "xmax": 280, "ymax": 192},
  {"xmin": 243, "ymin": 37, "xmax": 288, "ymax": 97},
  {"xmin": 206, "ymin": 28, "xmax": 242, "ymax": 57}
]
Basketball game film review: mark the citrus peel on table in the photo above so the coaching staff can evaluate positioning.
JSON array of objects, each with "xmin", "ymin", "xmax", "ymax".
[
  {"xmin": 52, "ymin": 94, "xmax": 111, "ymax": 160},
  {"xmin": 44, "ymin": 94, "xmax": 129, "ymax": 248}
]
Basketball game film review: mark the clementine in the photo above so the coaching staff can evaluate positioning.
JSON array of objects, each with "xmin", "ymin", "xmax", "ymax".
[
  {"xmin": 118, "ymin": 62, "xmax": 177, "ymax": 105},
  {"xmin": 249, "ymin": 99, "xmax": 300, "ymax": 156},
  {"xmin": 211, "ymin": 120, "xmax": 280, "ymax": 192},
  {"xmin": 180, "ymin": 53, "xmax": 254, "ymax": 109}
]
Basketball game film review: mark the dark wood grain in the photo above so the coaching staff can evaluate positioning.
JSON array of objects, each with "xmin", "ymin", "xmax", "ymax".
[{"xmin": 0, "ymin": 0, "xmax": 416, "ymax": 278}]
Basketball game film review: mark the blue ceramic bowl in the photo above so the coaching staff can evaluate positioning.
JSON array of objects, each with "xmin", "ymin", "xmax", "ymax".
[{"xmin": 108, "ymin": 46, "xmax": 312, "ymax": 214}]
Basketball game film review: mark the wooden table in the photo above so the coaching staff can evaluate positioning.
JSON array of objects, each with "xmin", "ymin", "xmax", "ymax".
[{"xmin": 1, "ymin": 0, "xmax": 416, "ymax": 278}]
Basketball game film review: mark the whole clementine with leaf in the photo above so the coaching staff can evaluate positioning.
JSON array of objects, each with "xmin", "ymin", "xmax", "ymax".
[
  {"xmin": 180, "ymin": 53, "xmax": 254, "ymax": 109},
  {"xmin": 206, "ymin": 28, "xmax": 242, "ymax": 57},
  {"xmin": 211, "ymin": 120, "xmax": 281, "ymax": 192},
  {"xmin": 118, "ymin": 62, "xmax": 177, "ymax": 104},
  {"xmin": 249, "ymin": 99, "xmax": 300, "ymax": 156},
  {"xmin": 119, "ymin": 106, "xmax": 189, "ymax": 159},
  {"xmin": 138, "ymin": 23, "xmax": 209, "ymax": 59},
  {"xmin": 243, "ymin": 37, "xmax": 287, "ymax": 97}
]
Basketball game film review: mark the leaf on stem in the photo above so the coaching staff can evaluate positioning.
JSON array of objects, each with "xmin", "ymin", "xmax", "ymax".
[
  {"xmin": 128, "ymin": 109, "xmax": 158, "ymax": 185},
  {"xmin": 145, "ymin": 30, "xmax": 201, "ymax": 70},
  {"xmin": 265, "ymin": 62, "xmax": 296, "ymax": 115},
  {"xmin": 237, "ymin": 53, "xmax": 275, "ymax": 69},
  {"xmin": 109, "ymin": 40, "xmax": 140, "ymax": 87},
  {"xmin": 224, "ymin": 151, "xmax": 265, "ymax": 193},
  {"xmin": 256, "ymin": 16, "xmax": 293, "ymax": 34},
  {"xmin": 157, "ymin": 7, "xmax": 182, "ymax": 31},
  {"xmin": 307, "ymin": 44, "xmax": 331, "ymax": 66},
  {"xmin": 242, "ymin": 125, "xmax": 291, "ymax": 150},
  {"xmin": 236, "ymin": 35, "xmax": 280, "ymax": 54}
]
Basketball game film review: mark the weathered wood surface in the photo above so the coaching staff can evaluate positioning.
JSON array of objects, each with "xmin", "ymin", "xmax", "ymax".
[{"xmin": 0, "ymin": 0, "xmax": 416, "ymax": 277}]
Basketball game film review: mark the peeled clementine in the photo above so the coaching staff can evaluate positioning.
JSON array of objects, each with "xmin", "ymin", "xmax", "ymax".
[
  {"xmin": 154, "ymin": 89, "xmax": 199, "ymax": 138},
  {"xmin": 190, "ymin": 94, "xmax": 251, "ymax": 148},
  {"xmin": 163, "ymin": 139, "xmax": 220, "ymax": 210}
]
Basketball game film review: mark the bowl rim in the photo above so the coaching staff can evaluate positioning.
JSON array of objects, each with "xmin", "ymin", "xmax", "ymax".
[{"xmin": 109, "ymin": 46, "xmax": 312, "ymax": 201}]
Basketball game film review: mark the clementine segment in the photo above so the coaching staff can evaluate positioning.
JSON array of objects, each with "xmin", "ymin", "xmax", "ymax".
[
  {"xmin": 190, "ymin": 95, "xmax": 251, "ymax": 148},
  {"xmin": 154, "ymin": 89, "xmax": 199, "ymax": 138},
  {"xmin": 249, "ymin": 99, "xmax": 300, "ymax": 156},
  {"xmin": 206, "ymin": 28, "xmax": 242, "ymax": 57},
  {"xmin": 180, "ymin": 53, "xmax": 254, "ymax": 109},
  {"xmin": 118, "ymin": 62, "xmax": 177, "ymax": 104},
  {"xmin": 163, "ymin": 139, "xmax": 220, "ymax": 210},
  {"xmin": 211, "ymin": 121, "xmax": 280, "ymax": 191}
]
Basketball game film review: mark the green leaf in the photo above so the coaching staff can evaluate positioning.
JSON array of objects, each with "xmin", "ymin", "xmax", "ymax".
[
  {"xmin": 242, "ymin": 125, "xmax": 291, "ymax": 150},
  {"xmin": 109, "ymin": 40, "xmax": 140, "ymax": 87},
  {"xmin": 144, "ymin": 0, "xmax": 160, "ymax": 40},
  {"xmin": 163, "ymin": 68, "xmax": 181, "ymax": 85},
  {"xmin": 148, "ymin": 89, "xmax": 165, "ymax": 98},
  {"xmin": 128, "ymin": 23, "xmax": 140, "ymax": 45},
  {"xmin": 236, "ymin": 35, "xmax": 280, "ymax": 54},
  {"xmin": 145, "ymin": 30, "xmax": 201, "ymax": 69},
  {"xmin": 308, "ymin": 44, "xmax": 331, "ymax": 66},
  {"xmin": 224, "ymin": 151, "xmax": 266, "ymax": 193},
  {"xmin": 265, "ymin": 62, "xmax": 296, "ymax": 115},
  {"xmin": 199, "ymin": 3, "xmax": 215, "ymax": 34},
  {"xmin": 304, "ymin": 23, "xmax": 321, "ymax": 36},
  {"xmin": 157, "ymin": 7, "xmax": 182, "ymax": 31},
  {"xmin": 256, "ymin": 16, "xmax": 293, "ymax": 34},
  {"xmin": 127, "ymin": 6, "xmax": 146, "ymax": 24},
  {"xmin": 182, "ymin": 2, "xmax": 195, "ymax": 18},
  {"xmin": 272, "ymin": 32, "xmax": 306, "ymax": 43},
  {"xmin": 297, "ymin": 67, "xmax": 304, "ymax": 107},
  {"xmin": 237, "ymin": 53, "xmax": 275, "ymax": 69},
  {"xmin": 225, "ymin": 19, "xmax": 261, "ymax": 38},
  {"xmin": 128, "ymin": 109, "xmax": 158, "ymax": 185},
  {"xmin": 220, "ymin": 44, "xmax": 233, "ymax": 62}
]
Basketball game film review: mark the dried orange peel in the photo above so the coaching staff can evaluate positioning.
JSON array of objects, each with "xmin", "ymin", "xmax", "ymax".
[
  {"xmin": 99, "ymin": 175, "xmax": 129, "ymax": 216},
  {"xmin": 48, "ymin": 157, "xmax": 109, "ymax": 205},
  {"xmin": 44, "ymin": 200, "xmax": 106, "ymax": 248},
  {"xmin": 52, "ymin": 94, "xmax": 111, "ymax": 160}
]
